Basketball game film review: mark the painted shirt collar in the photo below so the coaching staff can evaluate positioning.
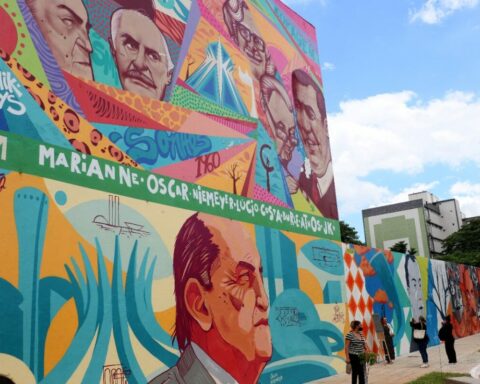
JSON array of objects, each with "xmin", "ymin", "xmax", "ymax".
[{"xmin": 191, "ymin": 342, "xmax": 239, "ymax": 384}]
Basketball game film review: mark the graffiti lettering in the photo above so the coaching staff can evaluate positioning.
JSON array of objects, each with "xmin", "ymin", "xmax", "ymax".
[
  {"xmin": 270, "ymin": 373, "xmax": 284, "ymax": 384},
  {"xmin": 0, "ymin": 71, "xmax": 26, "ymax": 116},
  {"xmin": 195, "ymin": 152, "xmax": 220, "ymax": 177},
  {"xmin": 121, "ymin": 129, "xmax": 212, "ymax": 165},
  {"xmin": 276, "ymin": 307, "xmax": 301, "ymax": 327},
  {"xmin": 102, "ymin": 364, "xmax": 131, "ymax": 384}
]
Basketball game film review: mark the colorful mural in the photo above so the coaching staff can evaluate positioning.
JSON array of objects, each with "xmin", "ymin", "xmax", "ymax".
[
  {"xmin": 1, "ymin": 0, "xmax": 480, "ymax": 383},
  {"xmin": 0, "ymin": 171, "xmax": 479, "ymax": 383},
  {"xmin": 0, "ymin": 173, "xmax": 346, "ymax": 383},
  {"xmin": 0, "ymin": 0, "xmax": 338, "ymax": 218}
]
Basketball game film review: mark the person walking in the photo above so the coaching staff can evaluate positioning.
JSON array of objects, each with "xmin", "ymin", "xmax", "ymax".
[
  {"xmin": 410, "ymin": 316, "xmax": 429, "ymax": 368},
  {"xmin": 345, "ymin": 320, "xmax": 367, "ymax": 384},
  {"xmin": 439, "ymin": 315, "xmax": 457, "ymax": 364},
  {"xmin": 381, "ymin": 317, "xmax": 395, "ymax": 363}
]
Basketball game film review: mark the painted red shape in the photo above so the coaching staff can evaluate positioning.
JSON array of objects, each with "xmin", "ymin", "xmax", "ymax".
[{"xmin": 0, "ymin": 7, "xmax": 18, "ymax": 55}]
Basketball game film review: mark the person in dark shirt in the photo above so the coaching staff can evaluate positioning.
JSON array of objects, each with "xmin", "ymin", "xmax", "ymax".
[
  {"xmin": 381, "ymin": 317, "xmax": 395, "ymax": 363},
  {"xmin": 440, "ymin": 315, "xmax": 457, "ymax": 364}
]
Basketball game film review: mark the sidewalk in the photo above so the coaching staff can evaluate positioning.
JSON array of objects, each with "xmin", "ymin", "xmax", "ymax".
[{"xmin": 318, "ymin": 333, "xmax": 480, "ymax": 384}]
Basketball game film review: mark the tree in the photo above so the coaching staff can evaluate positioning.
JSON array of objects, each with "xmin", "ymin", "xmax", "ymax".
[
  {"xmin": 437, "ymin": 218, "xmax": 480, "ymax": 267},
  {"xmin": 389, "ymin": 241, "xmax": 408, "ymax": 254},
  {"xmin": 340, "ymin": 221, "xmax": 364, "ymax": 245},
  {"xmin": 226, "ymin": 163, "xmax": 242, "ymax": 195}
]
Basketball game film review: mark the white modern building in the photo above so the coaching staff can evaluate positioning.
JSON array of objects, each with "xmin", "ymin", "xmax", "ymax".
[{"xmin": 362, "ymin": 191, "xmax": 464, "ymax": 258}]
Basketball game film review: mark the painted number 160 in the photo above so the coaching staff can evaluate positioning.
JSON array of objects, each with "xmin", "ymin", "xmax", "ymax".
[{"xmin": 195, "ymin": 152, "xmax": 220, "ymax": 177}]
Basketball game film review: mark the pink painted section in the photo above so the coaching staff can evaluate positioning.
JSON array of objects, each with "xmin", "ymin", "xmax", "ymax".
[
  {"xmin": 206, "ymin": 114, "xmax": 256, "ymax": 136},
  {"xmin": 253, "ymin": 184, "xmax": 290, "ymax": 208},
  {"xmin": 179, "ymin": 112, "xmax": 249, "ymax": 139},
  {"xmin": 268, "ymin": 45, "xmax": 289, "ymax": 74}
]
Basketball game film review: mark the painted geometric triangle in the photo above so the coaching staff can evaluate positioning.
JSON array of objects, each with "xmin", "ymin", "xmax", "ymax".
[
  {"xmin": 186, "ymin": 41, "xmax": 249, "ymax": 116},
  {"xmin": 64, "ymin": 73, "xmax": 173, "ymax": 130},
  {"xmin": 153, "ymin": 141, "xmax": 254, "ymax": 184},
  {"xmin": 196, "ymin": 142, "xmax": 257, "ymax": 195},
  {"xmin": 253, "ymin": 185, "xmax": 290, "ymax": 208},
  {"xmin": 241, "ymin": 145, "xmax": 257, "ymax": 198},
  {"xmin": 66, "ymin": 74, "xmax": 249, "ymax": 139},
  {"xmin": 95, "ymin": 123, "xmax": 252, "ymax": 170}
]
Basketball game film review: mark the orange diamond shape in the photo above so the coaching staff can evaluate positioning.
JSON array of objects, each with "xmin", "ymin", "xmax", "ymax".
[
  {"xmin": 346, "ymin": 272, "xmax": 355, "ymax": 291},
  {"xmin": 358, "ymin": 297, "xmax": 366, "ymax": 314},
  {"xmin": 348, "ymin": 296, "xmax": 357, "ymax": 314},
  {"xmin": 355, "ymin": 272, "xmax": 364, "ymax": 291},
  {"xmin": 344, "ymin": 251, "xmax": 353, "ymax": 267}
]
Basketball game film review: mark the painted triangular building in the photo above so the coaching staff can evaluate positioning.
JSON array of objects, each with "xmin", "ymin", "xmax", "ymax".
[{"xmin": 186, "ymin": 41, "xmax": 249, "ymax": 116}]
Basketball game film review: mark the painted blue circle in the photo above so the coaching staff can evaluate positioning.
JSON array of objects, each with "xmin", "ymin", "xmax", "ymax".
[{"xmin": 55, "ymin": 191, "xmax": 67, "ymax": 206}]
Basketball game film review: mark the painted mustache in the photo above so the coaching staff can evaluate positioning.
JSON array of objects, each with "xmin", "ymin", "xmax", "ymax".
[{"xmin": 125, "ymin": 69, "xmax": 156, "ymax": 89}]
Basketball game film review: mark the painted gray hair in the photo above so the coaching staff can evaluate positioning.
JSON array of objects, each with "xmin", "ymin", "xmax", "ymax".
[{"xmin": 110, "ymin": 8, "xmax": 174, "ymax": 72}]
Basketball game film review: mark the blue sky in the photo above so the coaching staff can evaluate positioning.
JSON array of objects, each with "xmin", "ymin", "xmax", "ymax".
[{"xmin": 284, "ymin": 0, "xmax": 480, "ymax": 240}]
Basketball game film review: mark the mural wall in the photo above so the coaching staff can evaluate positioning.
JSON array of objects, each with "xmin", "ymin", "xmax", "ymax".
[
  {"xmin": 1, "ymin": 172, "xmax": 480, "ymax": 384},
  {"xmin": 1, "ymin": 0, "xmax": 480, "ymax": 383},
  {"xmin": 0, "ymin": 0, "xmax": 338, "ymax": 219}
]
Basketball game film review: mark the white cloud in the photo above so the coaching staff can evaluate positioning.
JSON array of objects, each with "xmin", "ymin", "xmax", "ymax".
[
  {"xmin": 322, "ymin": 62, "xmax": 336, "ymax": 71},
  {"xmin": 329, "ymin": 91, "xmax": 480, "ymax": 217},
  {"xmin": 410, "ymin": 0, "xmax": 479, "ymax": 24},
  {"xmin": 387, "ymin": 182, "xmax": 440, "ymax": 204},
  {"xmin": 450, "ymin": 181, "xmax": 480, "ymax": 217}
]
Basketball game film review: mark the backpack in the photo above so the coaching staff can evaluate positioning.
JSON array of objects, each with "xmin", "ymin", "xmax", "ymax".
[{"xmin": 438, "ymin": 325, "xmax": 447, "ymax": 341}]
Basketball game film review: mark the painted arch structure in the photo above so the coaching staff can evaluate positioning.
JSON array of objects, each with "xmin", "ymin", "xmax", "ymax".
[{"xmin": 0, "ymin": 1, "xmax": 479, "ymax": 383}]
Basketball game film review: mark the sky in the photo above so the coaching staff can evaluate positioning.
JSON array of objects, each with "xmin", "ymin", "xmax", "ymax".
[{"xmin": 283, "ymin": 0, "xmax": 480, "ymax": 241}]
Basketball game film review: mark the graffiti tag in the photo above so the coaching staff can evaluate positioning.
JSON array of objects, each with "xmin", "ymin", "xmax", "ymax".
[
  {"xmin": 102, "ymin": 364, "xmax": 131, "ymax": 384},
  {"xmin": 115, "ymin": 129, "xmax": 212, "ymax": 165},
  {"xmin": 0, "ymin": 71, "xmax": 26, "ymax": 116},
  {"xmin": 195, "ymin": 152, "xmax": 220, "ymax": 177},
  {"xmin": 276, "ymin": 307, "xmax": 302, "ymax": 327}
]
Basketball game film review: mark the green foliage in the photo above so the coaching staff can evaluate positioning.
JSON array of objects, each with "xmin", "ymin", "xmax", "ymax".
[
  {"xmin": 438, "ymin": 251, "xmax": 480, "ymax": 267},
  {"xmin": 438, "ymin": 218, "xmax": 480, "ymax": 267},
  {"xmin": 390, "ymin": 240, "xmax": 408, "ymax": 254},
  {"xmin": 407, "ymin": 372, "xmax": 467, "ymax": 384},
  {"xmin": 408, "ymin": 247, "xmax": 418, "ymax": 256},
  {"xmin": 359, "ymin": 352, "xmax": 377, "ymax": 366},
  {"xmin": 340, "ymin": 221, "xmax": 364, "ymax": 245}
]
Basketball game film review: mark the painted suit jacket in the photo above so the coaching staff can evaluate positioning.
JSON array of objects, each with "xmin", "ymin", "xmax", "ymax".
[
  {"xmin": 298, "ymin": 170, "xmax": 339, "ymax": 220},
  {"xmin": 148, "ymin": 345, "xmax": 216, "ymax": 384}
]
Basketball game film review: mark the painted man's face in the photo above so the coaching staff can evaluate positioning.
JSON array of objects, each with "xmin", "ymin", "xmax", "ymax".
[
  {"xmin": 111, "ymin": 10, "xmax": 172, "ymax": 100},
  {"xmin": 235, "ymin": 8, "xmax": 266, "ymax": 80},
  {"xmin": 406, "ymin": 259, "xmax": 424, "ymax": 320},
  {"xmin": 205, "ymin": 221, "xmax": 272, "ymax": 363},
  {"xmin": 447, "ymin": 265, "xmax": 464, "ymax": 322},
  {"xmin": 463, "ymin": 269, "xmax": 476, "ymax": 315},
  {"xmin": 293, "ymin": 81, "xmax": 331, "ymax": 177},
  {"xmin": 28, "ymin": 0, "xmax": 93, "ymax": 80},
  {"xmin": 266, "ymin": 90, "xmax": 297, "ymax": 164}
]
